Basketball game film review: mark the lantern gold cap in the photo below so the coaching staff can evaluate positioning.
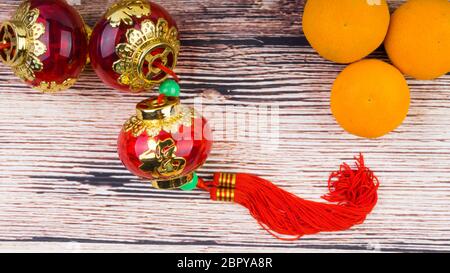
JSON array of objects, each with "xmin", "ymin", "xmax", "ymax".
[
  {"xmin": 136, "ymin": 96, "xmax": 180, "ymax": 121},
  {"xmin": 123, "ymin": 95, "xmax": 195, "ymax": 137},
  {"xmin": 0, "ymin": 2, "xmax": 47, "ymax": 83},
  {"xmin": 0, "ymin": 21, "xmax": 27, "ymax": 67},
  {"xmin": 112, "ymin": 17, "xmax": 180, "ymax": 91}
]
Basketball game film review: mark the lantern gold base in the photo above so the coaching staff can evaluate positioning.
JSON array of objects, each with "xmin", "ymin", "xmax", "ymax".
[{"xmin": 151, "ymin": 172, "xmax": 195, "ymax": 190}]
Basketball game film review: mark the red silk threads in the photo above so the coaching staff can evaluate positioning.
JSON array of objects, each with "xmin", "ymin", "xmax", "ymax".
[{"xmin": 198, "ymin": 154, "xmax": 379, "ymax": 240}]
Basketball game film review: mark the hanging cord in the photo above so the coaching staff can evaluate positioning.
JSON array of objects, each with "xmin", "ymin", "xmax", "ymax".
[
  {"xmin": 152, "ymin": 59, "xmax": 180, "ymax": 104},
  {"xmin": 0, "ymin": 41, "xmax": 10, "ymax": 50},
  {"xmin": 153, "ymin": 59, "xmax": 180, "ymax": 83},
  {"xmin": 197, "ymin": 154, "xmax": 379, "ymax": 240}
]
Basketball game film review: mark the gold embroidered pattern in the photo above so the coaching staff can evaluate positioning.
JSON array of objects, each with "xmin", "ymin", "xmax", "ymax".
[
  {"xmin": 139, "ymin": 138, "xmax": 186, "ymax": 179},
  {"xmin": 124, "ymin": 105, "xmax": 195, "ymax": 137},
  {"xmin": 34, "ymin": 78, "xmax": 77, "ymax": 93},
  {"xmin": 0, "ymin": 1, "xmax": 46, "ymax": 82},
  {"xmin": 113, "ymin": 18, "xmax": 180, "ymax": 91},
  {"xmin": 105, "ymin": 0, "xmax": 151, "ymax": 27}
]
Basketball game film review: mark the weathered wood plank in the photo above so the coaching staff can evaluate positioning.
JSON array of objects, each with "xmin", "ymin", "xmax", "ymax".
[{"xmin": 0, "ymin": 0, "xmax": 449, "ymax": 252}]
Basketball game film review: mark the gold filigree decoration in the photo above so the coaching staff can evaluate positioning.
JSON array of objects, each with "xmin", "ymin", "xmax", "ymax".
[
  {"xmin": 124, "ymin": 105, "xmax": 195, "ymax": 137},
  {"xmin": 34, "ymin": 78, "xmax": 77, "ymax": 93},
  {"xmin": 105, "ymin": 0, "xmax": 151, "ymax": 27},
  {"xmin": 113, "ymin": 18, "xmax": 180, "ymax": 91},
  {"xmin": 139, "ymin": 138, "xmax": 186, "ymax": 179},
  {"xmin": 0, "ymin": 1, "xmax": 47, "ymax": 82}
]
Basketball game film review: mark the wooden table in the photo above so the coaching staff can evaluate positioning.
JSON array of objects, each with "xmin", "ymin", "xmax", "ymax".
[{"xmin": 0, "ymin": 0, "xmax": 449, "ymax": 253}]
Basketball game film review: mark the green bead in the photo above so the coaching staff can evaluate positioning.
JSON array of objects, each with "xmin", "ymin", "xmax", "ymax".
[
  {"xmin": 180, "ymin": 172, "xmax": 198, "ymax": 191},
  {"xmin": 159, "ymin": 79, "xmax": 180, "ymax": 97}
]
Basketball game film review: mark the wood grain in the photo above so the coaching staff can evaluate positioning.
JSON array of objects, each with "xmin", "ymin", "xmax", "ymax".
[{"xmin": 0, "ymin": 0, "xmax": 449, "ymax": 253}]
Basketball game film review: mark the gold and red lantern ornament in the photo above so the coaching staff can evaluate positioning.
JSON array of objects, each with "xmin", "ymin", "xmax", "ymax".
[
  {"xmin": 89, "ymin": 0, "xmax": 179, "ymax": 92},
  {"xmin": 89, "ymin": 0, "xmax": 380, "ymax": 240},
  {"xmin": 0, "ymin": 0, "xmax": 89, "ymax": 92},
  {"xmin": 120, "ymin": 81, "xmax": 380, "ymax": 240}
]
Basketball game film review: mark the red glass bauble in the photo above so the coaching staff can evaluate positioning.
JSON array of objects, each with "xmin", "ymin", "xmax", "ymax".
[
  {"xmin": 118, "ymin": 96, "xmax": 212, "ymax": 189},
  {"xmin": 0, "ymin": 0, "xmax": 88, "ymax": 92},
  {"xmin": 89, "ymin": 0, "xmax": 180, "ymax": 93}
]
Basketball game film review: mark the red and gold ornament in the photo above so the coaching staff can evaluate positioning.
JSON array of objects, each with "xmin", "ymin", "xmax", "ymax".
[
  {"xmin": 119, "ymin": 79, "xmax": 380, "ymax": 240},
  {"xmin": 89, "ymin": 0, "xmax": 179, "ymax": 92},
  {"xmin": 118, "ymin": 90, "xmax": 213, "ymax": 189},
  {"xmin": 0, "ymin": 0, "xmax": 89, "ymax": 92}
]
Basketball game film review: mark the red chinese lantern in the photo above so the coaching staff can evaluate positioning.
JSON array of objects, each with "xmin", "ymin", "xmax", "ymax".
[
  {"xmin": 118, "ymin": 94, "xmax": 213, "ymax": 190},
  {"xmin": 89, "ymin": 0, "xmax": 179, "ymax": 92},
  {"xmin": 0, "ymin": 0, "xmax": 89, "ymax": 92}
]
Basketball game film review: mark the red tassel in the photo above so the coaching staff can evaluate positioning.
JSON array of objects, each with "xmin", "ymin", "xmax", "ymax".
[{"xmin": 198, "ymin": 154, "xmax": 379, "ymax": 240}]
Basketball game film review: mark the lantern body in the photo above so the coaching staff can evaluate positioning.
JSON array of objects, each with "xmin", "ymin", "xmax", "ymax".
[
  {"xmin": 0, "ymin": 0, "xmax": 88, "ymax": 92},
  {"xmin": 118, "ymin": 96, "xmax": 212, "ymax": 189},
  {"xmin": 89, "ymin": 0, "xmax": 180, "ymax": 92}
]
